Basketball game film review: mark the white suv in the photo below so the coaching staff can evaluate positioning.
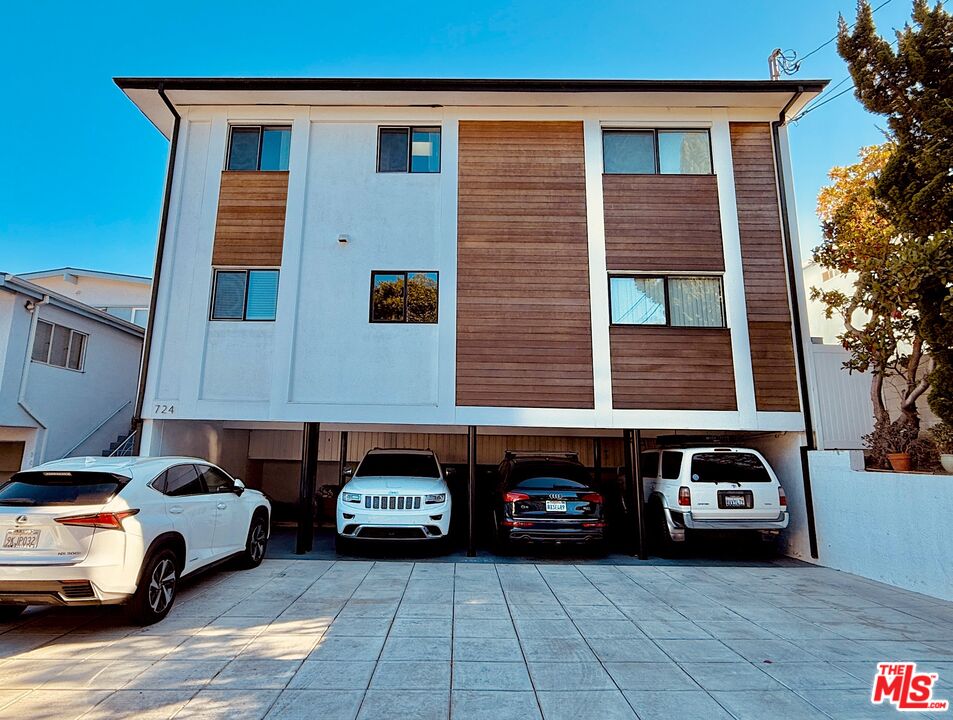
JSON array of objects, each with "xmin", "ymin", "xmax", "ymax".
[
  {"xmin": 336, "ymin": 449, "xmax": 451, "ymax": 549},
  {"xmin": 0, "ymin": 456, "xmax": 270, "ymax": 625},
  {"xmin": 641, "ymin": 447, "xmax": 788, "ymax": 552}
]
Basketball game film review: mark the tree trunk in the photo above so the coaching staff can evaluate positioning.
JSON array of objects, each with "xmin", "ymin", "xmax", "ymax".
[{"xmin": 871, "ymin": 372, "xmax": 889, "ymax": 426}]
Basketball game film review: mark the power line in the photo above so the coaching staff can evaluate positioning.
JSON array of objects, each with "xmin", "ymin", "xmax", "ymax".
[{"xmin": 800, "ymin": 0, "xmax": 894, "ymax": 64}]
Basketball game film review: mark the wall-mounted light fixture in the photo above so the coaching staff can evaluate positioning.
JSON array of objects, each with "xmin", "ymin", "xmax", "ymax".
[{"xmin": 338, "ymin": 234, "xmax": 349, "ymax": 244}]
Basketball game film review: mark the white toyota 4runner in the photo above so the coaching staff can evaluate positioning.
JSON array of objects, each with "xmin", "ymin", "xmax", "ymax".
[{"xmin": 640, "ymin": 447, "xmax": 788, "ymax": 552}]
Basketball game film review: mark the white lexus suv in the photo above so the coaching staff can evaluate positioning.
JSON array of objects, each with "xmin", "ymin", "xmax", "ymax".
[
  {"xmin": 336, "ymin": 449, "xmax": 452, "ymax": 550},
  {"xmin": 641, "ymin": 446, "xmax": 788, "ymax": 553},
  {"xmin": 0, "ymin": 456, "xmax": 270, "ymax": 625}
]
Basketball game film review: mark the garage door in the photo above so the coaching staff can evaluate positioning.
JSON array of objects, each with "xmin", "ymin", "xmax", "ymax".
[{"xmin": 0, "ymin": 442, "xmax": 24, "ymax": 485}]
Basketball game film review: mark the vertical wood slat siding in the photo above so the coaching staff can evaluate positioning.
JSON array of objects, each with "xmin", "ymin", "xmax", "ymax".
[
  {"xmin": 729, "ymin": 123, "xmax": 800, "ymax": 412},
  {"xmin": 609, "ymin": 326, "xmax": 737, "ymax": 410},
  {"xmin": 212, "ymin": 171, "xmax": 289, "ymax": 266},
  {"xmin": 456, "ymin": 121, "xmax": 594, "ymax": 408},
  {"xmin": 603, "ymin": 174, "xmax": 725, "ymax": 271}
]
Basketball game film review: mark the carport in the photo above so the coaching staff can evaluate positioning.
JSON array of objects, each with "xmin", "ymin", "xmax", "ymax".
[{"xmin": 292, "ymin": 422, "xmax": 649, "ymax": 560}]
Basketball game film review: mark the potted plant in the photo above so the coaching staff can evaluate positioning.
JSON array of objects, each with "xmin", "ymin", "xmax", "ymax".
[
  {"xmin": 930, "ymin": 424, "xmax": 953, "ymax": 474},
  {"xmin": 864, "ymin": 419, "xmax": 919, "ymax": 472}
]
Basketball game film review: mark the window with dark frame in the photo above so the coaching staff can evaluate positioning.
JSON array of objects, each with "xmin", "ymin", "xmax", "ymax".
[
  {"xmin": 609, "ymin": 275, "xmax": 725, "ymax": 328},
  {"xmin": 226, "ymin": 126, "xmax": 292, "ymax": 171},
  {"xmin": 377, "ymin": 127, "xmax": 441, "ymax": 173},
  {"xmin": 603, "ymin": 129, "xmax": 712, "ymax": 175},
  {"xmin": 210, "ymin": 269, "xmax": 280, "ymax": 321},
  {"xmin": 30, "ymin": 319, "xmax": 87, "ymax": 371},
  {"xmin": 370, "ymin": 271, "xmax": 439, "ymax": 323}
]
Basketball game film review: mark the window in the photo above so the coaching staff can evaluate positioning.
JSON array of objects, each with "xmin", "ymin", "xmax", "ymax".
[
  {"xmin": 160, "ymin": 465, "xmax": 205, "ymax": 497},
  {"xmin": 226, "ymin": 126, "xmax": 291, "ymax": 171},
  {"xmin": 370, "ymin": 271, "xmax": 438, "ymax": 323},
  {"xmin": 690, "ymin": 452, "xmax": 772, "ymax": 483},
  {"xmin": 377, "ymin": 127, "xmax": 441, "ymax": 173},
  {"xmin": 355, "ymin": 453, "xmax": 440, "ymax": 478},
  {"xmin": 31, "ymin": 320, "xmax": 87, "ymax": 371},
  {"xmin": 640, "ymin": 451, "xmax": 660, "ymax": 479},
  {"xmin": 210, "ymin": 269, "xmax": 279, "ymax": 321},
  {"xmin": 1, "ymin": 471, "xmax": 127, "ymax": 506},
  {"xmin": 661, "ymin": 451, "xmax": 683, "ymax": 480},
  {"xmin": 603, "ymin": 129, "xmax": 712, "ymax": 175},
  {"xmin": 609, "ymin": 275, "xmax": 725, "ymax": 328},
  {"xmin": 131, "ymin": 308, "xmax": 149, "ymax": 327},
  {"xmin": 195, "ymin": 465, "xmax": 235, "ymax": 493}
]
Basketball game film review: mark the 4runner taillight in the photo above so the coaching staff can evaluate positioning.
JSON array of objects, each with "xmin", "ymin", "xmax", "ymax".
[
  {"xmin": 54, "ymin": 510, "xmax": 139, "ymax": 530},
  {"xmin": 677, "ymin": 487, "xmax": 691, "ymax": 506},
  {"xmin": 778, "ymin": 487, "xmax": 787, "ymax": 507}
]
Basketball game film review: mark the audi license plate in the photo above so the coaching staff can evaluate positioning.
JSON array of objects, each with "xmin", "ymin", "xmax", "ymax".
[
  {"xmin": 3, "ymin": 529, "xmax": 40, "ymax": 550},
  {"xmin": 723, "ymin": 494, "xmax": 747, "ymax": 509},
  {"xmin": 545, "ymin": 501, "xmax": 567, "ymax": 512}
]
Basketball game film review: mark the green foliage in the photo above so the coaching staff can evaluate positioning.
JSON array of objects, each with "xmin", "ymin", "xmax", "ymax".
[
  {"xmin": 837, "ymin": 1, "xmax": 953, "ymax": 426},
  {"xmin": 838, "ymin": 0, "xmax": 953, "ymax": 238},
  {"xmin": 930, "ymin": 422, "xmax": 953, "ymax": 453}
]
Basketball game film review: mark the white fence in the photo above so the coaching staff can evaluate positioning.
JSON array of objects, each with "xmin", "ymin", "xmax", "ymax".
[{"xmin": 809, "ymin": 343, "xmax": 874, "ymax": 450}]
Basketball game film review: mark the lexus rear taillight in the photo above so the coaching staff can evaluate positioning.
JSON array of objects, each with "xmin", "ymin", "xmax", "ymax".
[
  {"xmin": 504, "ymin": 492, "xmax": 529, "ymax": 503},
  {"xmin": 55, "ymin": 510, "xmax": 139, "ymax": 530},
  {"xmin": 579, "ymin": 493, "xmax": 603, "ymax": 504},
  {"xmin": 778, "ymin": 487, "xmax": 787, "ymax": 507},
  {"xmin": 677, "ymin": 487, "xmax": 691, "ymax": 507}
]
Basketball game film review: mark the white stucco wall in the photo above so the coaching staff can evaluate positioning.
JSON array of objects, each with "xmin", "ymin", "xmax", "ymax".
[
  {"xmin": 26, "ymin": 274, "xmax": 150, "ymax": 309},
  {"xmin": 0, "ymin": 288, "xmax": 143, "ymax": 466},
  {"xmin": 807, "ymin": 450, "xmax": 953, "ymax": 601},
  {"xmin": 747, "ymin": 432, "xmax": 812, "ymax": 560}
]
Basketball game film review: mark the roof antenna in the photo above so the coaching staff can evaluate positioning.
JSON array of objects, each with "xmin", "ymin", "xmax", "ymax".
[{"xmin": 768, "ymin": 48, "xmax": 800, "ymax": 80}]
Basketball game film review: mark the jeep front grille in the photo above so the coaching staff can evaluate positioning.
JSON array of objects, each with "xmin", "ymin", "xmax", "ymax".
[{"xmin": 364, "ymin": 495, "xmax": 422, "ymax": 510}]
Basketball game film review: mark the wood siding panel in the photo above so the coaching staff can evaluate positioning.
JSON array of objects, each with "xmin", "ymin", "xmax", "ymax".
[
  {"xmin": 609, "ymin": 327, "xmax": 736, "ymax": 410},
  {"xmin": 212, "ymin": 171, "xmax": 289, "ymax": 266},
  {"xmin": 603, "ymin": 174, "xmax": 724, "ymax": 271},
  {"xmin": 456, "ymin": 121, "xmax": 594, "ymax": 409},
  {"xmin": 729, "ymin": 123, "xmax": 800, "ymax": 412}
]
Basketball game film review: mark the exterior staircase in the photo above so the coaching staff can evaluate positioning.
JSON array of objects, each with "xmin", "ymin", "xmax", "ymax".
[{"xmin": 102, "ymin": 432, "xmax": 136, "ymax": 457}]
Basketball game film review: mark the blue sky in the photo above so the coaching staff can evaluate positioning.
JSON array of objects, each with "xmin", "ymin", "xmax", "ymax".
[{"xmin": 1, "ymin": 0, "xmax": 912, "ymax": 276}]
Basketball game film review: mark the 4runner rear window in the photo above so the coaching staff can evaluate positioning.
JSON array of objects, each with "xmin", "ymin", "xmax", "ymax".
[
  {"xmin": 0, "ymin": 471, "xmax": 128, "ymax": 506},
  {"xmin": 690, "ymin": 453, "xmax": 771, "ymax": 483},
  {"xmin": 355, "ymin": 454, "xmax": 440, "ymax": 478}
]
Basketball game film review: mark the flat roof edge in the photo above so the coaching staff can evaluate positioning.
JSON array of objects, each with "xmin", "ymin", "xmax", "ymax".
[{"xmin": 114, "ymin": 77, "xmax": 829, "ymax": 94}]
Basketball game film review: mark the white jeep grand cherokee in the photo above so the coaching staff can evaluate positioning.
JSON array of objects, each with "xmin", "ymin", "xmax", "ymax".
[
  {"xmin": 641, "ymin": 446, "xmax": 788, "ymax": 552},
  {"xmin": 0, "ymin": 456, "xmax": 270, "ymax": 625},
  {"xmin": 336, "ymin": 449, "xmax": 451, "ymax": 549}
]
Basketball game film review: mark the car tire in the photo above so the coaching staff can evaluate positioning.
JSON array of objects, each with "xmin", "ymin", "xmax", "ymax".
[
  {"xmin": 0, "ymin": 605, "xmax": 25, "ymax": 623},
  {"xmin": 335, "ymin": 533, "xmax": 351, "ymax": 555},
  {"xmin": 237, "ymin": 513, "xmax": 269, "ymax": 569},
  {"xmin": 127, "ymin": 548, "xmax": 179, "ymax": 626},
  {"xmin": 650, "ymin": 502, "xmax": 679, "ymax": 558}
]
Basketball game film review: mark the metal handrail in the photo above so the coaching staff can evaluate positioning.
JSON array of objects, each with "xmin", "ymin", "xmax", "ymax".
[
  {"xmin": 61, "ymin": 400, "xmax": 132, "ymax": 458},
  {"xmin": 109, "ymin": 431, "xmax": 137, "ymax": 457}
]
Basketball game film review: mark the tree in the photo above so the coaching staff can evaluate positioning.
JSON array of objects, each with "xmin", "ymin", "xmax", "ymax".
[
  {"xmin": 813, "ymin": 144, "xmax": 930, "ymax": 431},
  {"xmin": 838, "ymin": 0, "xmax": 953, "ymax": 426}
]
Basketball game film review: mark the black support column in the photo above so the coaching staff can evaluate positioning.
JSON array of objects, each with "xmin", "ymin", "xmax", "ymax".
[
  {"xmin": 623, "ymin": 429, "xmax": 647, "ymax": 559},
  {"xmin": 593, "ymin": 437, "xmax": 602, "ymax": 484},
  {"xmin": 467, "ymin": 426, "xmax": 477, "ymax": 558},
  {"xmin": 337, "ymin": 431, "xmax": 349, "ymax": 486},
  {"xmin": 296, "ymin": 422, "xmax": 320, "ymax": 555}
]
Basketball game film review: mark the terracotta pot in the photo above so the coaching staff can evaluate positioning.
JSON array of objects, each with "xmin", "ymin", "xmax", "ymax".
[
  {"xmin": 886, "ymin": 452, "xmax": 912, "ymax": 472},
  {"xmin": 941, "ymin": 454, "xmax": 953, "ymax": 474}
]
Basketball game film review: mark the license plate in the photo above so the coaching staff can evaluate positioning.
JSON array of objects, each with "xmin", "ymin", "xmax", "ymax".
[
  {"xmin": 545, "ymin": 501, "xmax": 567, "ymax": 512},
  {"xmin": 723, "ymin": 495, "xmax": 747, "ymax": 508},
  {"xmin": 3, "ymin": 529, "xmax": 40, "ymax": 550}
]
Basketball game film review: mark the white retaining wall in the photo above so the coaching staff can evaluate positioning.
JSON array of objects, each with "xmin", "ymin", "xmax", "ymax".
[{"xmin": 808, "ymin": 450, "xmax": 953, "ymax": 601}]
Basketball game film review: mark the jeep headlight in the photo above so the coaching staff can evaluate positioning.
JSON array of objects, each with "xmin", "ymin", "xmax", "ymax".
[
  {"xmin": 342, "ymin": 492, "xmax": 361, "ymax": 504},
  {"xmin": 425, "ymin": 493, "xmax": 446, "ymax": 504}
]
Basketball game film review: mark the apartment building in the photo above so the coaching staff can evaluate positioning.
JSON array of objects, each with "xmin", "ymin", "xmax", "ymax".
[{"xmin": 117, "ymin": 77, "xmax": 826, "ymax": 556}]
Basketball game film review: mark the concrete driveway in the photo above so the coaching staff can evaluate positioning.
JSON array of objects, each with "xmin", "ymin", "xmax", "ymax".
[{"xmin": 1, "ymin": 560, "xmax": 952, "ymax": 719}]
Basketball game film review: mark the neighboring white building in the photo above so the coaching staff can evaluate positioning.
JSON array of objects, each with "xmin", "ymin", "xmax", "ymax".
[
  {"xmin": 0, "ymin": 273, "xmax": 145, "ymax": 481},
  {"xmin": 18, "ymin": 267, "xmax": 152, "ymax": 328},
  {"xmin": 801, "ymin": 259, "xmax": 858, "ymax": 345}
]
